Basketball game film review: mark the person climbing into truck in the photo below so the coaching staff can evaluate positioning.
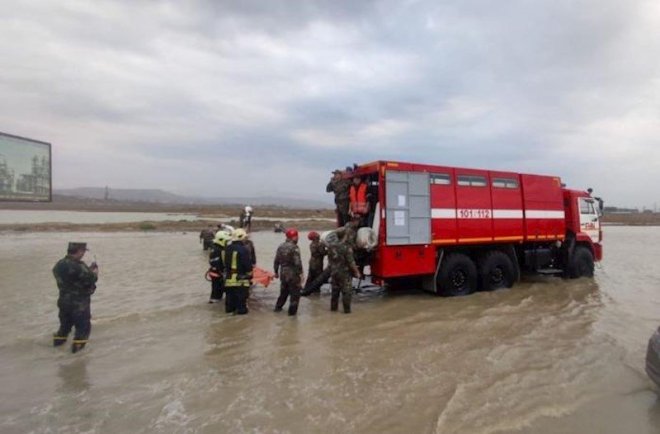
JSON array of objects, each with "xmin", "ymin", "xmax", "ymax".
[{"xmin": 326, "ymin": 169, "xmax": 351, "ymax": 227}]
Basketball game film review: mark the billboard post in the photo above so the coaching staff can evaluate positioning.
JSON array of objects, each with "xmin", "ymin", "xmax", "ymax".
[{"xmin": 0, "ymin": 132, "xmax": 52, "ymax": 202}]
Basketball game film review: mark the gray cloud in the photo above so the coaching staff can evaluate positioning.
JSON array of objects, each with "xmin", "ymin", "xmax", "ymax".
[{"xmin": 1, "ymin": 0, "xmax": 658, "ymax": 207}]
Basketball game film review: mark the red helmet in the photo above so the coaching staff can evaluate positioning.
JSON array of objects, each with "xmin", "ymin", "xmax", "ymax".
[
  {"xmin": 285, "ymin": 228, "xmax": 298, "ymax": 239},
  {"xmin": 307, "ymin": 231, "xmax": 320, "ymax": 240}
]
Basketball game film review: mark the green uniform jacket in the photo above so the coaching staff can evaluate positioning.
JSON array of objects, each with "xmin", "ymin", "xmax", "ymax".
[
  {"xmin": 326, "ymin": 178, "xmax": 351, "ymax": 211},
  {"xmin": 52, "ymin": 256, "xmax": 98, "ymax": 310},
  {"xmin": 309, "ymin": 239, "xmax": 327, "ymax": 274},
  {"xmin": 327, "ymin": 242, "xmax": 357, "ymax": 280},
  {"xmin": 274, "ymin": 240, "xmax": 303, "ymax": 283}
]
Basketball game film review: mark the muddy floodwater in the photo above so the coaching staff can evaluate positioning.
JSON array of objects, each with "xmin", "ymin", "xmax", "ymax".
[{"xmin": 0, "ymin": 227, "xmax": 658, "ymax": 433}]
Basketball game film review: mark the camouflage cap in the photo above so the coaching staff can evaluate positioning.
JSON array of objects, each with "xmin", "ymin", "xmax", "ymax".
[{"xmin": 67, "ymin": 242, "xmax": 88, "ymax": 252}]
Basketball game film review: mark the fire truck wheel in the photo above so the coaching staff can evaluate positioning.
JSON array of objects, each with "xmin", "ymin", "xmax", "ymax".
[
  {"xmin": 438, "ymin": 253, "xmax": 478, "ymax": 296},
  {"xmin": 478, "ymin": 251, "xmax": 515, "ymax": 291},
  {"xmin": 568, "ymin": 246, "xmax": 594, "ymax": 278}
]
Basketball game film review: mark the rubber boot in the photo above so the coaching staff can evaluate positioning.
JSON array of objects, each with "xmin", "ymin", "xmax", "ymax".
[
  {"xmin": 71, "ymin": 341, "xmax": 86, "ymax": 353},
  {"xmin": 53, "ymin": 334, "xmax": 67, "ymax": 347},
  {"xmin": 288, "ymin": 303, "xmax": 298, "ymax": 316},
  {"xmin": 343, "ymin": 301, "xmax": 351, "ymax": 314},
  {"xmin": 330, "ymin": 297, "xmax": 338, "ymax": 312}
]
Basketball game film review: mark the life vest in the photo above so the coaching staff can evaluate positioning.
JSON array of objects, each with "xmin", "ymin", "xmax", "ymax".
[
  {"xmin": 225, "ymin": 250, "xmax": 250, "ymax": 287},
  {"xmin": 349, "ymin": 183, "xmax": 368, "ymax": 214}
]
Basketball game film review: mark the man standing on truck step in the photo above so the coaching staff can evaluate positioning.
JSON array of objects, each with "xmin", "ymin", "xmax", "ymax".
[
  {"xmin": 327, "ymin": 234, "xmax": 361, "ymax": 313},
  {"xmin": 301, "ymin": 231, "xmax": 327, "ymax": 295},
  {"xmin": 224, "ymin": 229, "xmax": 252, "ymax": 315},
  {"xmin": 52, "ymin": 242, "xmax": 98, "ymax": 353},
  {"xmin": 274, "ymin": 228, "xmax": 304, "ymax": 316},
  {"xmin": 326, "ymin": 169, "xmax": 351, "ymax": 227},
  {"xmin": 349, "ymin": 175, "xmax": 370, "ymax": 227}
]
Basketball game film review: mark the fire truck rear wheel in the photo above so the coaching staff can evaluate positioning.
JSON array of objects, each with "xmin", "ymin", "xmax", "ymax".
[
  {"xmin": 478, "ymin": 250, "xmax": 515, "ymax": 291},
  {"xmin": 568, "ymin": 246, "xmax": 594, "ymax": 278},
  {"xmin": 438, "ymin": 253, "xmax": 478, "ymax": 296}
]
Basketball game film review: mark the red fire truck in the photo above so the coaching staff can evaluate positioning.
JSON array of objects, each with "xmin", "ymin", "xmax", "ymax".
[{"xmin": 343, "ymin": 160, "xmax": 603, "ymax": 296}]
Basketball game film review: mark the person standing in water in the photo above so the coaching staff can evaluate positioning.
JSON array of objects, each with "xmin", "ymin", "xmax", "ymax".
[{"xmin": 52, "ymin": 242, "xmax": 99, "ymax": 353}]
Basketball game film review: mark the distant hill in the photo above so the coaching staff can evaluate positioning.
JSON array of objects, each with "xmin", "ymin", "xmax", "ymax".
[{"xmin": 55, "ymin": 187, "xmax": 333, "ymax": 209}]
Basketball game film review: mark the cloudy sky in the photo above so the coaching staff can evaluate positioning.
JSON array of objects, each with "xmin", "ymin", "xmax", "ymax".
[{"xmin": 1, "ymin": 0, "xmax": 659, "ymax": 207}]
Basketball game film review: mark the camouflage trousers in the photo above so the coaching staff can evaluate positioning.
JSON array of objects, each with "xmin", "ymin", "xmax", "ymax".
[
  {"xmin": 303, "ymin": 264, "xmax": 325, "ymax": 293},
  {"xmin": 54, "ymin": 299, "xmax": 91, "ymax": 344},
  {"xmin": 336, "ymin": 206, "xmax": 350, "ymax": 227},
  {"xmin": 276, "ymin": 276, "xmax": 302, "ymax": 315},
  {"xmin": 330, "ymin": 273, "xmax": 352, "ymax": 313}
]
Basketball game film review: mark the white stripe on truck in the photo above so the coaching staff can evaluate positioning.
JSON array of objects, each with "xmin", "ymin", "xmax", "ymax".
[
  {"xmin": 524, "ymin": 210, "xmax": 565, "ymax": 219},
  {"xmin": 431, "ymin": 208, "xmax": 457, "ymax": 218},
  {"xmin": 429, "ymin": 208, "xmax": 564, "ymax": 219}
]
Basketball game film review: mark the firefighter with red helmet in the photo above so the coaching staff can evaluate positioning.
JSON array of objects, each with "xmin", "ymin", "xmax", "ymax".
[
  {"xmin": 273, "ymin": 228, "xmax": 304, "ymax": 315},
  {"xmin": 301, "ymin": 231, "xmax": 327, "ymax": 295}
]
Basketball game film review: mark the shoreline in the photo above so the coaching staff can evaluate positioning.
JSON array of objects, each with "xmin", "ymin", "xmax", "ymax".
[
  {"xmin": 0, "ymin": 218, "xmax": 337, "ymax": 233},
  {"xmin": 1, "ymin": 204, "xmax": 658, "ymax": 232}
]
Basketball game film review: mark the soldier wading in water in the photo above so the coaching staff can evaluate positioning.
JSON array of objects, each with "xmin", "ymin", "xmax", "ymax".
[
  {"xmin": 327, "ymin": 232, "xmax": 361, "ymax": 313},
  {"xmin": 273, "ymin": 228, "xmax": 304, "ymax": 316},
  {"xmin": 52, "ymin": 242, "xmax": 99, "ymax": 353},
  {"xmin": 301, "ymin": 231, "xmax": 327, "ymax": 295}
]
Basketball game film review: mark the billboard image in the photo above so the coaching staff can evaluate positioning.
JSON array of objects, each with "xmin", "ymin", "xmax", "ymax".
[{"xmin": 0, "ymin": 132, "xmax": 52, "ymax": 202}]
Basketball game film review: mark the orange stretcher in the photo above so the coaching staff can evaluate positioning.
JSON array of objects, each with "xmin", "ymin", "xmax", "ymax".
[{"xmin": 252, "ymin": 266, "xmax": 275, "ymax": 288}]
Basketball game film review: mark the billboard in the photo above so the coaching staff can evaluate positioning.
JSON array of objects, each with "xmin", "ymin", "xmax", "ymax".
[{"xmin": 0, "ymin": 132, "xmax": 52, "ymax": 202}]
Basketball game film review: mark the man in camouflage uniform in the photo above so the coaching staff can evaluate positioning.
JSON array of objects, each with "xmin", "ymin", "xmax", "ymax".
[
  {"xmin": 327, "ymin": 234, "xmax": 361, "ymax": 313},
  {"xmin": 301, "ymin": 231, "xmax": 327, "ymax": 295},
  {"xmin": 52, "ymin": 242, "xmax": 99, "ymax": 353},
  {"xmin": 199, "ymin": 225, "xmax": 215, "ymax": 250},
  {"xmin": 326, "ymin": 170, "xmax": 351, "ymax": 227},
  {"xmin": 335, "ymin": 216, "xmax": 359, "ymax": 249},
  {"xmin": 274, "ymin": 228, "xmax": 304, "ymax": 316}
]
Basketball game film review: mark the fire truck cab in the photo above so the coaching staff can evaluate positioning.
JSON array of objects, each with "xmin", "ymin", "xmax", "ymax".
[{"xmin": 341, "ymin": 160, "xmax": 602, "ymax": 296}]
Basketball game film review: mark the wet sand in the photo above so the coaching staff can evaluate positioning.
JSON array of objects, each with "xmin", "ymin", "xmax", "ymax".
[{"xmin": 0, "ymin": 227, "xmax": 658, "ymax": 433}]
